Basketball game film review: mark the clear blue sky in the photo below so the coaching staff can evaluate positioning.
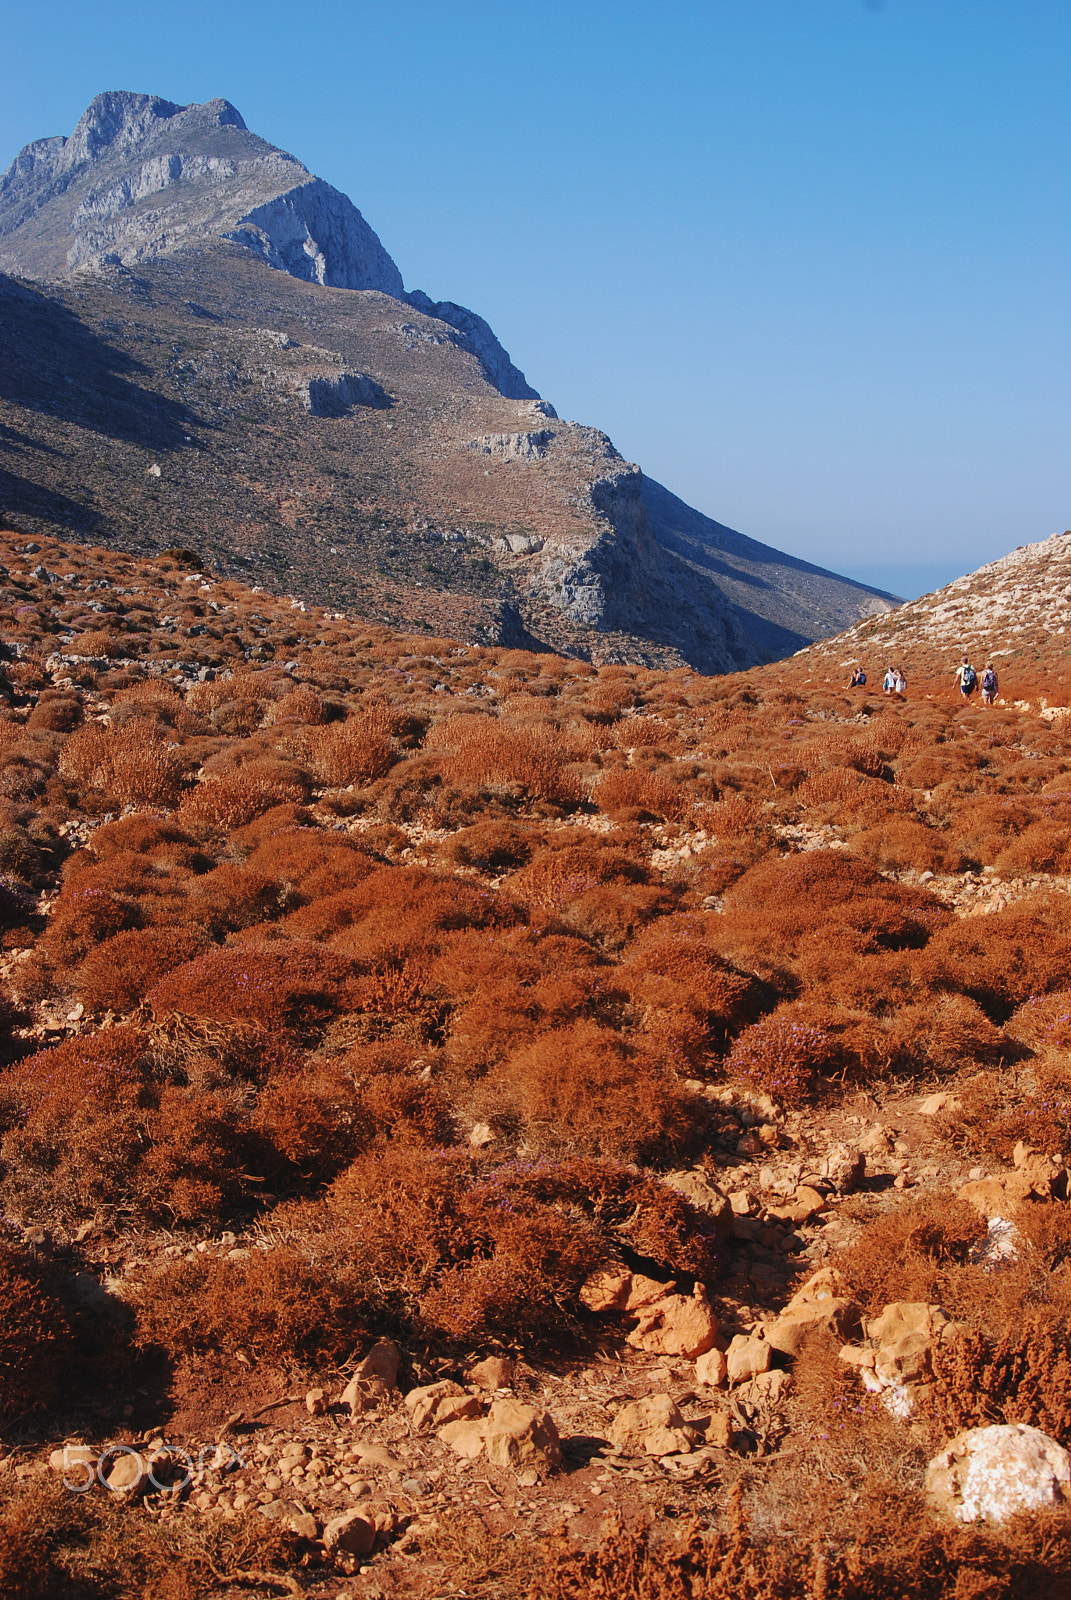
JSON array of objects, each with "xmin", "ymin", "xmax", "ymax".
[{"xmin": 1, "ymin": 0, "xmax": 1067, "ymax": 600}]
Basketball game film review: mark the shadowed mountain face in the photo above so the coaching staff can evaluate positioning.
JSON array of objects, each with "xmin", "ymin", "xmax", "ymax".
[{"xmin": 0, "ymin": 91, "xmax": 897, "ymax": 670}]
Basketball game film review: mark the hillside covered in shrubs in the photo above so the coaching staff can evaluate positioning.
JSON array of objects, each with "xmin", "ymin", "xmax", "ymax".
[{"xmin": 1, "ymin": 527, "xmax": 1071, "ymax": 1596}]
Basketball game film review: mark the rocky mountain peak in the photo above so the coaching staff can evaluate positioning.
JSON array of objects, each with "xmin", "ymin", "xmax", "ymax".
[
  {"xmin": 60, "ymin": 91, "xmax": 247, "ymax": 173},
  {"xmin": 0, "ymin": 90, "xmax": 544, "ymax": 398}
]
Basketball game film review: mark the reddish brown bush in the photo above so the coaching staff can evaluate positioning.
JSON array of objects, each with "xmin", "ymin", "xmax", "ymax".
[
  {"xmin": 146, "ymin": 941, "xmax": 355, "ymax": 1034},
  {"xmin": 436, "ymin": 819, "xmax": 535, "ymax": 873},
  {"xmin": 138, "ymin": 1085, "xmax": 255, "ymax": 1223},
  {"xmin": 493, "ymin": 1021, "xmax": 696, "ymax": 1162},
  {"xmin": 58, "ymin": 722, "xmax": 184, "ymax": 808},
  {"xmin": 0, "ymin": 1244, "xmax": 74, "ymax": 1424},
  {"xmin": 26, "ymin": 692, "xmax": 82, "ymax": 733},
  {"xmin": 847, "ymin": 816, "xmax": 967, "ymax": 874},
  {"xmin": 296, "ymin": 705, "xmax": 397, "ymax": 786},
  {"xmin": 427, "ymin": 716, "xmax": 580, "ymax": 807},
  {"xmin": 132, "ymin": 1245, "xmax": 369, "ymax": 1362},
  {"xmin": 838, "ymin": 1191, "xmax": 986, "ymax": 1311},
  {"xmin": 177, "ymin": 767, "xmax": 304, "ymax": 829},
  {"xmin": 723, "ymin": 1007, "xmax": 834, "ymax": 1104},
  {"xmin": 927, "ymin": 894, "xmax": 1071, "ymax": 1019},
  {"xmin": 0, "ymin": 1027, "xmax": 150, "ymax": 1216},
  {"xmin": 928, "ymin": 1316, "xmax": 1071, "ymax": 1445},
  {"xmin": 252, "ymin": 1061, "xmax": 370, "ymax": 1182},
  {"xmin": 183, "ymin": 862, "xmax": 280, "ymax": 935},
  {"xmin": 72, "ymin": 925, "xmax": 210, "ymax": 1013}
]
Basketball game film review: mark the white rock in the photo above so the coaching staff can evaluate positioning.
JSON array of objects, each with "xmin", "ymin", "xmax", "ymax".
[{"xmin": 926, "ymin": 1424, "xmax": 1071, "ymax": 1523}]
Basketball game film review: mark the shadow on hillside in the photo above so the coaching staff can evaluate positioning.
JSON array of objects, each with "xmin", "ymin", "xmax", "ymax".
[
  {"xmin": 0, "ymin": 274, "xmax": 199, "ymax": 452},
  {"xmin": 0, "ymin": 466, "xmax": 105, "ymax": 535}
]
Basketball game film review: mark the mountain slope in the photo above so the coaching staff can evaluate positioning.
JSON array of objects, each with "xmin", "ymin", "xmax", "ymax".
[
  {"xmin": 781, "ymin": 528, "xmax": 1071, "ymax": 705},
  {"xmin": 0, "ymin": 91, "xmax": 897, "ymax": 671}
]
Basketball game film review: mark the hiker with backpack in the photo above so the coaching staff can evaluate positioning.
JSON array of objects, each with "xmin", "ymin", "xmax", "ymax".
[
  {"xmin": 981, "ymin": 664, "xmax": 998, "ymax": 705},
  {"xmin": 954, "ymin": 657, "xmax": 978, "ymax": 700}
]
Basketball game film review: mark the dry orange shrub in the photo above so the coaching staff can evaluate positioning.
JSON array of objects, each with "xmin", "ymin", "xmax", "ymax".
[
  {"xmin": 72, "ymin": 925, "xmax": 209, "ymax": 1013},
  {"xmin": 927, "ymin": 894, "xmax": 1071, "ymax": 1019},
  {"xmin": 58, "ymin": 722, "xmax": 185, "ymax": 807},
  {"xmin": 146, "ymin": 941, "xmax": 356, "ymax": 1034},
  {"xmin": 320, "ymin": 1145, "xmax": 716, "ymax": 1344},
  {"xmin": 265, "ymin": 682, "xmax": 324, "ymax": 725},
  {"xmin": 613, "ymin": 714, "xmax": 677, "ymax": 748},
  {"xmin": 506, "ymin": 840, "xmax": 652, "ymax": 912},
  {"xmin": 177, "ymin": 767, "xmax": 304, "ymax": 829},
  {"xmin": 183, "ymin": 862, "xmax": 280, "ymax": 935},
  {"xmin": 491, "ymin": 1020, "xmax": 697, "ymax": 1163},
  {"xmin": 73, "ymin": 628, "xmax": 124, "ymax": 658},
  {"xmin": 83, "ymin": 814, "xmax": 205, "ymax": 865},
  {"xmin": 328, "ymin": 868, "xmax": 524, "ymax": 972},
  {"xmin": 131, "ymin": 1245, "xmax": 370, "ymax": 1363},
  {"xmin": 593, "ymin": 767, "xmax": 690, "ymax": 820},
  {"xmin": 839, "ymin": 1191, "xmax": 986, "ymax": 1312},
  {"xmin": 0, "ymin": 1026, "xmax": 150, "ymax": 1214},
  {"xmin": 927, "ymin": 1317, "xmax": 1071, "ymax": 1445},
  {"xmin": 1007, "ymin": 989, "xmax": 1071, "ymax": 1051},
  {"xmin": 847, "ymin": 815, "xmax": 967, "ymax": 874},
  {"xmin": 722, "ymin": 851, "xmax": 939, "ymax": 954},
  {"xmin": 39, "ymin": 879, "xmax": 142, "ymax": 966},
  {"xmin": 426, "ymin": 715, "xmax": 580, "ymax": 806},
  {"xmin": 290, "ymin": 705, "xmax": 397, "ymax": 785},
  {"xmin": 435, "ymin": 819, "xmax": 536, "ymax": 873},
  {"xmin": 0, "ymin": 1245, "xmax": 74, "ymax": 1424},
  {"xmin": 794, "ymin": 764, "xmax": 912, "ymax": 817},
  {"xmin": 26, "ymin": 691, "xmax": 82, "ymax": 732},
  {"xmin": 700, "ymin": 793, "xmax": 761, "ymax": 837},
  {"xmin": 723, "ymin": 1007, "xmax": 834, "ymax": 1103},
  {"xmin": 251, "ymin": 1059, "xmax": 369, "ymax": 1181}
]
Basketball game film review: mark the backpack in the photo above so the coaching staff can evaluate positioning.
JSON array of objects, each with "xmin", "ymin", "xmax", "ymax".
[
  {"xmin": 857, "ymin": 670, "xmax": 866, "ymax": 685},
  {"xmin": 962, "ymin": 665, "xmax": 977, "ymax": 692},
  {"xmin": 982, "ymin": 669, "xmax": 996, "ymax": 694}
]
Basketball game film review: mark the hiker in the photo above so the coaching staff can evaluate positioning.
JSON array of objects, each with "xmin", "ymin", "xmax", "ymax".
[
  {"xmin": 981, "ymin": 664, "xmax": 998, "ymax": 705},
  {"xmin": 846, "ymin": 666, "xmax": 866, "ymax": 688},
  {"xmin": 882, "ymin": 665, "xmax": 896, "ymax": 694},
  {"xmin": 893, "ymin": 667, "xmax": 906, "ymax": 696},
  {"xmin": 954, "ymin": 657, "xmax": 978, "ymax": 700}
]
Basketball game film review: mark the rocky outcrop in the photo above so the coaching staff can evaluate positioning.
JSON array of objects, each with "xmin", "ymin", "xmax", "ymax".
[
  {"xmin": 406, "ymin": 290, "xmax": 537, "ymax": 400},
  {"xmin": 926, "ymin": 1425, "xmax": 1071, "ymax": 1523},
  {"xmin": 466, "ymin": 429, "xmax": 555, "ymax": 461},
  {"xmin": 297, "ymin": 371, "xmax": 391, "ymax": 416},
  {"xmin": 224, "ymin": 177, "xmax": 405, "ymax": 293}
]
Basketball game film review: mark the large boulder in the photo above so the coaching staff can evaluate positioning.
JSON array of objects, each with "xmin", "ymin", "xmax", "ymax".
[
  {"xmin": 404, "ymin": 1380, "xmax": 482, "ymax": 1431},
  {"xmin": 765, "ymin": 1267, "xmax": 860, "ymax": 1357},
  {"xmin": 323, "ymin": 1507, "xmax": 377, "ymax": 1557},
  {"xmin": 625, "ymin": 1285, "xmax": 719, "ymax": 1359},
  {"xmin": 820, "ymin": 1144, "xmax": 865, "ymax": 1194},
  {"xmin": 726, "ymin": 1333, "xmax": 772, "ymax": 1385},
  {"xmin": 609, "ymin": 1395, "xmax": 693, "ymax": 1457},
  {"xmin": 579, "ymin": 1268, "xmax": 673, "ymax": 1313},
  {"xmin": 341, "ymin": 1338, "xmax": 401, "ymax": 1413},
  {"xmin": 483, "ymin": 1398, "xmax": 562, "ymax": 1475},
  {"xmin": 925, "ymin": 1425, "xmax": 1071, "ymax": 1522},
  {"xmin": 661, "ymin": 1171, "xmax": 734, "ymax": 1241}
]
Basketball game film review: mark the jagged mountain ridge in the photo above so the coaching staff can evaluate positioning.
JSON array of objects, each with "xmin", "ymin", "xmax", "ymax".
[{"xmin": 0, "ymin": 91, "xmax": 897, "ymax": 670}]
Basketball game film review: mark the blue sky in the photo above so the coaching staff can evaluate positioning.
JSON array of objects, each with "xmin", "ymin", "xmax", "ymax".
[{"xmin": 1, "ymin": 0, "xmax": 1067, "ymax": 600}]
